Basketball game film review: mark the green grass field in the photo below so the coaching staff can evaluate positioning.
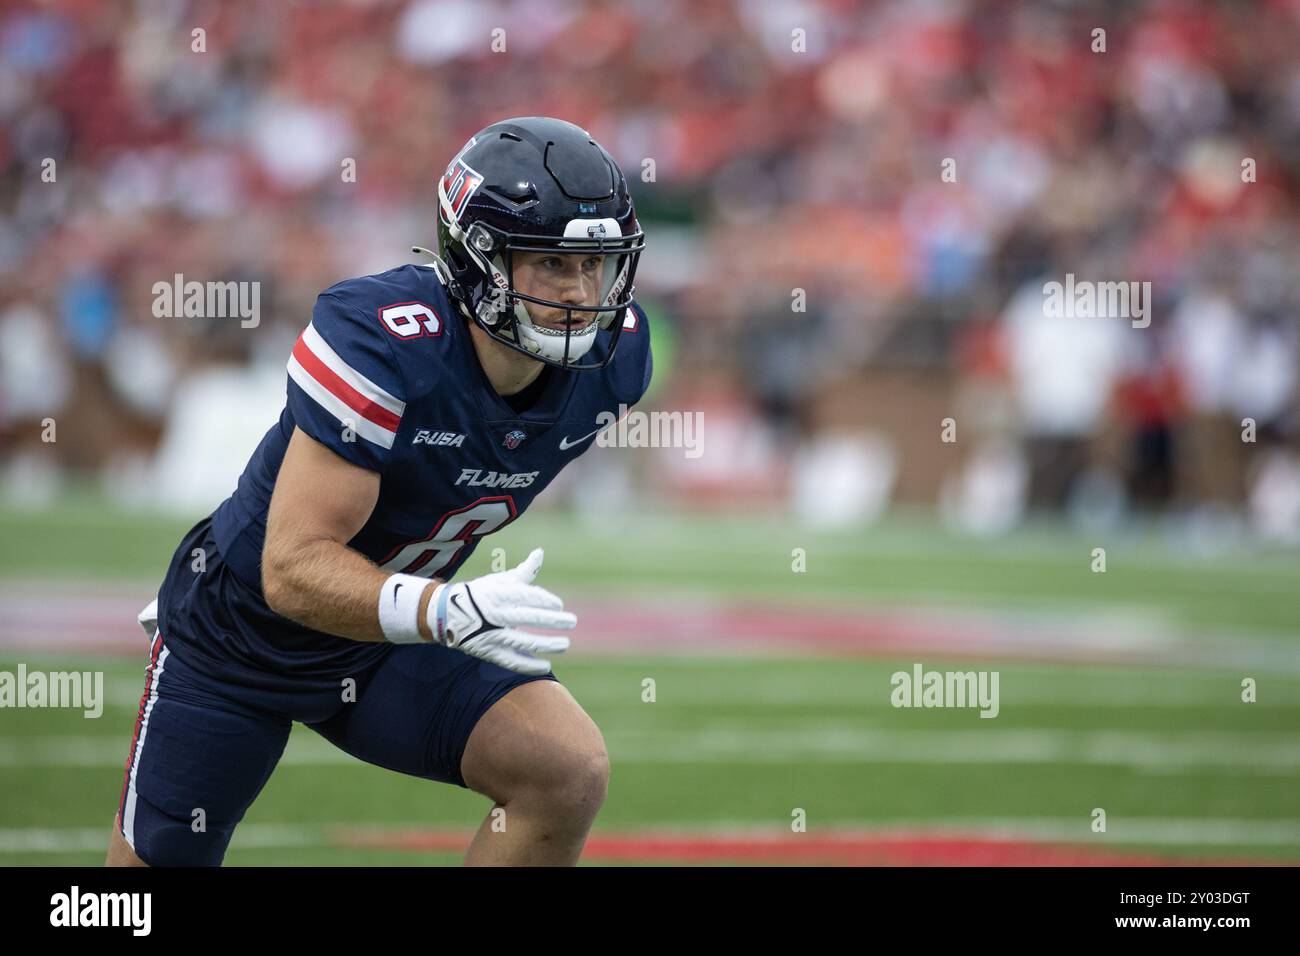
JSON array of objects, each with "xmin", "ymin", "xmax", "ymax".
[{"xmin": 1, "ymin": 499, "xmax": 1298, "ymax": 865}]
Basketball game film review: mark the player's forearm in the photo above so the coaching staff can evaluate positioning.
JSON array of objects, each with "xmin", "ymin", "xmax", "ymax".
[{"xmin": 262, "ymin": 536, "xmax": 438, "ymax": 643}]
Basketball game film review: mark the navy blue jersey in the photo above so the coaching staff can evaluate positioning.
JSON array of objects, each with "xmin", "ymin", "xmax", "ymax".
[{"xmin": 159, "ymin": 263, "xmax": 651, "ymax": 685}]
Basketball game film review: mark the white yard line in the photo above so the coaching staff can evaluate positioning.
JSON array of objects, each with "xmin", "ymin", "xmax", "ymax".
[
  {"xmin": 73, "ymin": 670, "xmax": 1300, "ymax": 712},
  {"xmin": 0, "ymin": 823, "xmax": 323, "ymax": 853},
  {"xmin": 4, "ymin": 727, "xmax": 1299, "ymax": 771}
]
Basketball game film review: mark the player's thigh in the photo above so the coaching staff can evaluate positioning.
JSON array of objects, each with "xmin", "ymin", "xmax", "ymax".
[
  {"xmin": 304, "ymin": 643, "xmax": 559, "ymax": 789},
  {"xmin": 117, "ymin": 635, "xmax": 291, "ymax": 866}
]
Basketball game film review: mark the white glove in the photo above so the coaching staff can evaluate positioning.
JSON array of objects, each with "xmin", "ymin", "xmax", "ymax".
[
  {"xmin": 138, "ymin": 598, "xmax": 159, "ymax": 642},
  {"xmin": 426, "ymin": 548, "xmax": 574, "ymax": 674}
]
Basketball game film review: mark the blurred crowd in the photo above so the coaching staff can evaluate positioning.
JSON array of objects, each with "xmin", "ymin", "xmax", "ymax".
[{"xmin": 1, "ymin": 0, "xmax": 1298, "ymax": 538}]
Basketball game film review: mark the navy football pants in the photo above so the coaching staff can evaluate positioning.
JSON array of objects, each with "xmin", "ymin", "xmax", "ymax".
[{"xmin": 117, "ymin": 631, "xmax": 556, "ymax": 866}]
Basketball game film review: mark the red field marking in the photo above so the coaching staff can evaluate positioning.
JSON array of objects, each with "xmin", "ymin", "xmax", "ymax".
[
  {"xmin": 0, "ymin": 587, "xmax": 1214, "ymax": 667},
  {"xmin": 328, "ymin": 827, "xmax": 1289, "ymax": 866}
]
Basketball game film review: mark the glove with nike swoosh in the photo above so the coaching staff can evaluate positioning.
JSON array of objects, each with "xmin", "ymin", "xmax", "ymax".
[{"xmin": 425, "ymin": 548, "xmax": 574, "ymax": 675}]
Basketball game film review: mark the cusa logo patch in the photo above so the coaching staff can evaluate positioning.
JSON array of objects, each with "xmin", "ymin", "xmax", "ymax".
[{"xmin": 413, "ymin": 430, "xmax": 464, "ymax": 447}]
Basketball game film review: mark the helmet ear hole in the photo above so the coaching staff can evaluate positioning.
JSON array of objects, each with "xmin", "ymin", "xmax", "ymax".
[{"xmin": 467, "ymin": 223, "xmax": 497, "ymax": 256}]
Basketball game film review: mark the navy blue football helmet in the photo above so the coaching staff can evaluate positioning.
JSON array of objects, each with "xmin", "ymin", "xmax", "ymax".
[{"xmin": 416, "ymin": 116, "xmax": 645, "ymax": 370}]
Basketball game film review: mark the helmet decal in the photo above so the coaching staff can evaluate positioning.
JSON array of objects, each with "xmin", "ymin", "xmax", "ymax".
[
  {"xmin": 561, "ymin": 217, "xmax": 620, "ymax": 239},
  {"xmin": 440, "ymin": 158, "xmax": 484, "ymax": 224}
]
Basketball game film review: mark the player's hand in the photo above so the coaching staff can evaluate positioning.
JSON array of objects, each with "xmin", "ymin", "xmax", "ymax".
[{"xmin": 425, "ymin": 548, "xmax": 573, "ymax": 674}]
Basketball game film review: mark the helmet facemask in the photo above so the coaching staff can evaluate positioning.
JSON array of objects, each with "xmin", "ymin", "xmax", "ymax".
[
  {"xmin": 468, "ymin": 225, "xmax": 641, "ymax": 370},
  {"xmin": 436, "ymin": 176, "xmax": 644, "ymax": 370}
]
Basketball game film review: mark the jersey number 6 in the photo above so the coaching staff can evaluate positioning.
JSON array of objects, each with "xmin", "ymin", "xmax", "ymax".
[
  {"xmin": 376, "ymin": 496, "xmax": 517, "ymax": 579},
  {"xmin": 379, "ymin": 301, "xmax": 443, "ymax": 339}
]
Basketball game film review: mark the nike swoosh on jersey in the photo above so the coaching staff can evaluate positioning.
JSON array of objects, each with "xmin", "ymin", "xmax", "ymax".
[{"xmin": 559, "ymin": 428, "xmax": 602, "ymax": 451}]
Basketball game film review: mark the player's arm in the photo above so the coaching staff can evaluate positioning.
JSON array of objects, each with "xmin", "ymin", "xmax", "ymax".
[
  {"xmin": 263, "ymin": 425, "xmax": 574, "ymax": 671},
  {"xmin": 262, "ymin": 425, "xmax": 438, "ymax": 643},
  {"xmin": 272, "ymin": 293, "xmax": 574, "ymax": 670}
]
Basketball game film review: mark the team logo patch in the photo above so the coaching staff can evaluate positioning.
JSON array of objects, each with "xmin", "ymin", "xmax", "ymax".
[
  {"xmin": 441, "ymin": 158, "xmax": 484, "ymax": 223},
  {"xmin": 502, "ymin": 429, "xmax": 527, "ymax": 450}
]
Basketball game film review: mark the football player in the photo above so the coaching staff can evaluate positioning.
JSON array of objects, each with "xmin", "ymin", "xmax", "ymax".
[{"xmin": 106, "ymin": 117, "xmax": 651, "ymax": 866}]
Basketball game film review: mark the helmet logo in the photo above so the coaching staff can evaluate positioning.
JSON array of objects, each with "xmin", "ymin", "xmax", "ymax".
[
  {"xmin": 578, "ymin": 202, "xmax": 597, "ymax": 213},
  {"xmin": 502, "ymin": 429, "xmax": 527, "ymax": 449},
  {"xmin": 441, "ymin": 158, "xmax": 483, "ymax": 223},
  {"xmin": 586, "ymin": 222, "xmax": 607, "ymax": 239}
]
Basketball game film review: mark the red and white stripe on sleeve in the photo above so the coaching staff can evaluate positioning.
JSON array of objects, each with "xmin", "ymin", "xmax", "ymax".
[{"xmin": 287, "ymin": 322, "xmax": 405, "ymax": 449}]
